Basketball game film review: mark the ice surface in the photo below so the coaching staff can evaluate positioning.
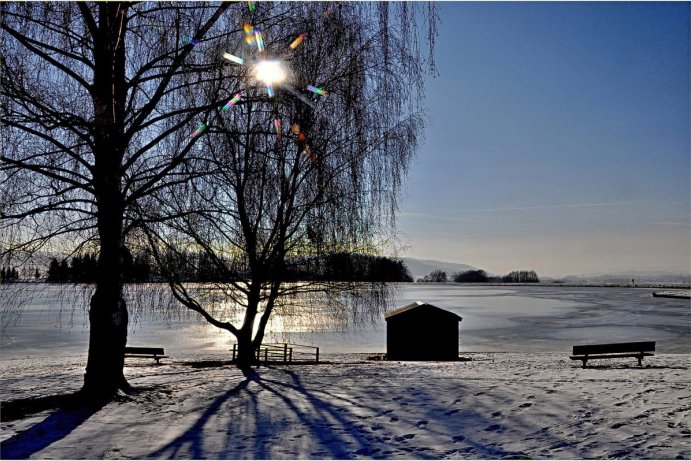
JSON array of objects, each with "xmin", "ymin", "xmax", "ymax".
[{"xmin": 2, "ymin": 285, "xmax": 689, "ymax": 359}]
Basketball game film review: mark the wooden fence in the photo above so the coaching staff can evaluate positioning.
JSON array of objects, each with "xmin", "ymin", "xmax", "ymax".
[{"xmin": 231, "ymin": 342, "xmax": 320, "ymax": 364}]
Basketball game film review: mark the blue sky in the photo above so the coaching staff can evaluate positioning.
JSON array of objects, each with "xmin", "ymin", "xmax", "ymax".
[{"xmin": 398, "ymin": 2, "xmax": 689, "ymax": 277}]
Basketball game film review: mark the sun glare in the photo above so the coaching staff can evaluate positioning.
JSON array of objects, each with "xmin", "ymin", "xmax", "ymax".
[{"xmin": 254, "ymin": 60, "xmax": 287, "ymax": 86}]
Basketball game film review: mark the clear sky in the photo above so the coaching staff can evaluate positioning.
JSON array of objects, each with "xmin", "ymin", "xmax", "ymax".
[{"xmin": 398, "ymin": 2, "xmax": 690, "ymax": 277}]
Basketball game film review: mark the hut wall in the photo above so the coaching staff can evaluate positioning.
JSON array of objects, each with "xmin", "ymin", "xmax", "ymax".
[{"xmin": 386, "ymin": 310, "xmax": 459, "ymax": 361}]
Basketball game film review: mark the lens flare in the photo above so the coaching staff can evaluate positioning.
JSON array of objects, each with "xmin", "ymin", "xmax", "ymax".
[
  {"xmin": 191, "ymin": 123, "xmax": 207, "ymax": 138},
  {"xmin": 304, "ymin": 146, "xmax": 317, "ymax": 164},
  {"xmin": 306, "ymin": 85, "xmax": 327, "ymax": 96},
  {"xmin": 223, "ymin": 93, "xmax": 242, "ymax": 111},
  {"xmin": 266, "ymin": 85, "xmax": 275, "ymax": 98},
  {"xmin": 222, "ymin": 53, "xmax": 244, "ymax": 65},
  {"xmin": 243, "ymin": 24, "xmax": 256, "ymax": 45},
  {"xmin": 255, "ymin": 60, "xmax": 286, "ymax": 85},
  {"xmin": 182, "ymin": 36, "xmax": 199, "ymax": 46},
  {"xmin": 255, "ymin": 30, "xmax": 265, "ymax": 53},
  {"xmin": 290, "ymin": 34, "xmax": 306, "ymax": 49}
]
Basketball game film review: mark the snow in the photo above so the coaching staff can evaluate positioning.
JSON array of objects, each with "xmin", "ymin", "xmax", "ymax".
[
  {"xmin": 2, "ymin": 352, "xmax": 689, "ymax": 459},
  {"xmin": 653, "ymin": 290, "xmax": 691, "ymax": 299}
]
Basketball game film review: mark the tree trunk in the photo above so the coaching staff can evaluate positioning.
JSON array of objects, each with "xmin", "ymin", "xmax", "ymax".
[
  {"xmin": 235, "ymin": 330, "xmax": 257, "ymax": 369},
  {"xmin": 235, "ymin": 283, "xmax": 262, "ymax": 369},
  {"xmin": 82, "ymin": 291, "xmax": 129, "ymax": 397},
  {"xmin": 82, "ymin": 165, "xmax": 129, "ymax": 398},
  {"xmin": 81, "ymin": 2, "xmax": 130, "ymax": 400}
]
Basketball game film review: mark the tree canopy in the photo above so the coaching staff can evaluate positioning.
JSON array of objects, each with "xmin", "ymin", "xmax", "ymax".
[{"xmin": 2, "ymin": 2, "xmax": 437, "ymax": 382}]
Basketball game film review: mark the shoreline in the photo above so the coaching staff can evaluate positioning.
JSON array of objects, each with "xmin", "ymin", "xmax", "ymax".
[
  {"xmin": 3, "ymin": 280, "xmax": 690, "ymax": 289},
  {"xmin": 652, "ymin": 290, "xmax": 691, "ymax": 299}
]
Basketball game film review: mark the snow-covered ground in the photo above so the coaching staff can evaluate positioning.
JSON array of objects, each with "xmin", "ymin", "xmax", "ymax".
[{"xmin": 2, "ymin": 353, "xmax": 689, "ymax": 459}]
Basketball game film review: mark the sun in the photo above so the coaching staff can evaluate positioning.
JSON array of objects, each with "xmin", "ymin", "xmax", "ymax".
[{"xmin": 254, "ymin": 60, "xmax": 287, "ymax": 86}]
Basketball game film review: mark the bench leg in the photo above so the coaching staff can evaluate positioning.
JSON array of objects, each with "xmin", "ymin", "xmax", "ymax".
[
  {"xmin": 637, "ymin": 355, "xmax": 642, "ymax": 367},
  {"xmin": 581, "ymin": 359, "xmax": 587, "ymax": 368}
]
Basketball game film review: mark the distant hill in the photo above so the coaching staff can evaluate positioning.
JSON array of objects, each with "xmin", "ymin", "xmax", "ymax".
[
  {"xmin": 401, "ymin": 258, "xmax": 477, "ymax": 280},
  {"xmin": 548, "ymin": 271, "xmax": 691, "ymax": 285}
]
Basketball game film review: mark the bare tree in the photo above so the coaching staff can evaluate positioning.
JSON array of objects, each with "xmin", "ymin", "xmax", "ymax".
[
  {"xmin": 1, "ymin": 1, "xmax": 238, "ymax": 399},
  {"xmin": 143, "ymin": 2, "xmax": 435, "ymax": 367}
]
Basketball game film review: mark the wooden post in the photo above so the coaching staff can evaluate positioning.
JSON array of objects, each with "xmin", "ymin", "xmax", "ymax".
[
  {"xmin": 315, "ymin": 347, "xmax": 319, "ymax": 363},
  {"xmin": 232, "ymin": 344, "xmax": 237, "ymax": 361},
  {"xmin": 289, "ymin": 347, "xmax": 293, "ymax": 362},
  {"xmin": 283, "ymin": 343, "xmax": 288, "ymax": 363},
  {"xmin": 264, "ymin": 348, "xmax": 268, "ymax": 363}
]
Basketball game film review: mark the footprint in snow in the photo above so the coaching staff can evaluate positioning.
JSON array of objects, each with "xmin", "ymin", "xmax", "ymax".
[
  {"xmin": 452, "ymin": 435, "xmax": 466, "ymax": 443},
  {"xmin": 390, "ymin": 416, "xmax": 399, "ymax": 422},
  {"xmin": 484, "ymin": 424, "xmax": 503, "ymax": 432},
  {"xmin": 394, "ymin": 433, "xmax": 416, "ymax": 442},
  {"xmin": 518, "ymin": 402, "xmax": 533, "ymax": 409},
  {"xmin": 416, "ymin": 420, "xmax": 428, "ymax": 428},
  {"xmin": 492, "ymin": 411, "xmax": 502, "ymax": 417},
  {"xmin": 444, "ymin": 409, "xmax": 460, "ymax": 416},
  {"xmin": 611, "ymin": 422, "xmax": 627, "ymax": 429},
  {"xmin": 355, "ymin": 447, "xmax": 378, "ymax": 456}
]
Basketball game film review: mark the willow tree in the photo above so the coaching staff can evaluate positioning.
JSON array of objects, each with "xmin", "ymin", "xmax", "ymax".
[
  {"xmin": 143, "ymin": 2, "xmax": 437, "ymax": 367},
  {"xmin": 0, "ymin": 2, "xmax": 241, "ymax": 398}
]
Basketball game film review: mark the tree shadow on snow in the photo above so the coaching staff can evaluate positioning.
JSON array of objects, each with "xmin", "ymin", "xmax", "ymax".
[
  {"xmin": 147, "ymin": 367, "xmax": 380, "ymax": 459},
  {"xmin": 147, "ymin": 365, "xmax": 579, "ymax": 459},
  {"xmin": 0, "ymin": 393, "xmax": 106, "ymax": 459},
  {"xmin": 247, "ymin": 369, "xmax": 376, "ymax": 459},
  {"xmin": 148, "ymin": 367, "xmax": 260, "ymax": 459}
]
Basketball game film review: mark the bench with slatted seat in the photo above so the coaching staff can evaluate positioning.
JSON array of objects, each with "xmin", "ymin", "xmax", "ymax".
[
  {"xmin": 570, "ymin": 341, "xmax": 655, "ymax": 368},
  {"xmin": 124, "ymin": 346, "xmax": 167, "ymax": 364}
]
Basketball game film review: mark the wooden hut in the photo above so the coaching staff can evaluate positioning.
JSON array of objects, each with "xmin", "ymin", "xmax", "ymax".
[{"xmin": 385, "ymin": 301, "xmax": 462, "ymax": 361}]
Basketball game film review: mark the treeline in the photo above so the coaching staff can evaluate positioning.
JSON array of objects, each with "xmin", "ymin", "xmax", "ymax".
[
  {"xmin": 418, "ymin": 269, "xmax": 539, "ymax": 283},
  {"xmin": 285, "ymin": 253, "xmax": 413, "ymax": 282},
  {"xmin": 47, "ymin": 253, "xmax": 150, "ymax": 283},
  {"xmin": 165, "ymin": 252, "xmax": 413, "ymax": 283},
  {"xmin": 453, "ymin": 269, "xmax": 539, "ymax": 283},
  {"xmin": 0, "ymin": 267, "xmax": 20, "ymax": 282},
  {"xmin": 45, "ymin": 251, "xmax": 412, "ymax": 283}
]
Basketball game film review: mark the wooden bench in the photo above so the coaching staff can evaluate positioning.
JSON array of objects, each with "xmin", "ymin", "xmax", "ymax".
[
  {"xmin": 124, "ymin": 347, "xmax": 167, "ymax": 364},
  {"xmin": 570, "ymin": 341, "xmax": 655, "ymax": 368}
]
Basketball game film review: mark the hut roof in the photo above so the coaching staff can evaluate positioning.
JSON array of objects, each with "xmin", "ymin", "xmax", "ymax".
[{"xmin": 384, "ymin": 301, "xmax": 463, "ymax": 321}]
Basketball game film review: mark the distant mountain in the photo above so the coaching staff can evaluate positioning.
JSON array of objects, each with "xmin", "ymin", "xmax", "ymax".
[
  {"xmin": 401, "ymin": 258, "xmax": 477, "ymax": 280},
  {"xmin": 546, "ymin": 271, "xmax": 690, "ymax": 285}
]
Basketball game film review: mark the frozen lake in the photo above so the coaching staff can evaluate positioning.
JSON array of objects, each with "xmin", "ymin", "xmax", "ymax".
[{"xmin": 1, "ymin": 284, "xmax": 689, "ymax": 359}]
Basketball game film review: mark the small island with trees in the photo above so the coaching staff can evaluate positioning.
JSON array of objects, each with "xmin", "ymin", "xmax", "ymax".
[{"xmin": 418, "ymin": 269, "xmax": 540, "ymax": 284}]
